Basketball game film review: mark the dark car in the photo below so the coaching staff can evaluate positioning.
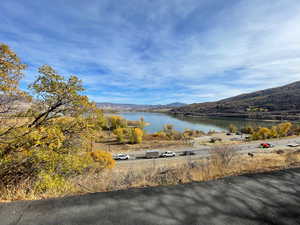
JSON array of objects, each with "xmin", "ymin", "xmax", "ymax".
[{"xmin": 182, "ymin": 150, "xmax": 196, "ymax": 156}]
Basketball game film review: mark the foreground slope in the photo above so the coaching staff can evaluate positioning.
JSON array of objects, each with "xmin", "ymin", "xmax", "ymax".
[
  {"xmin": 1, "ymin": 168, "xmax": 300, "ymax": 225},
  {"xmin": 171, "ymin": 81, "xmax": 300, "ymax": 120}
]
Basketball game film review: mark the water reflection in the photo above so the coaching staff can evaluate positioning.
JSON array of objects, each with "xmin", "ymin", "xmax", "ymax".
[{"xmin": 119, "ymin": 112, "xmax": 280, "ymax": 133}]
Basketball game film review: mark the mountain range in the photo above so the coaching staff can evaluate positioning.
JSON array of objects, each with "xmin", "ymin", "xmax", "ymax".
[
  {"xmin": 170, "ymin": 81, "xmax": 300, "ymax": 120},
  {"xmin": 96, "ymin": 102, "xmax": 186, "ymax": 111}
]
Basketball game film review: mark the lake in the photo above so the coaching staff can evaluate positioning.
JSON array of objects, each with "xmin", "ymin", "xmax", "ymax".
[{"xmin": 119, "ymin": 112, "xmax": 280, "ymax": 133}]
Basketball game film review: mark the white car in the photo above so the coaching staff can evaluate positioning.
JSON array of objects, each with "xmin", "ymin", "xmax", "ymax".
[
  {"xmin": 287, "ymin": 143, "xmax": 300, "ymax": 148},
  {"xmin": 114, "ymin": 154, "xmax": 130, "ymax": 160},
  {"xmin": 161, "ymin": 151, "xmax": 176, "ymax": 157}
]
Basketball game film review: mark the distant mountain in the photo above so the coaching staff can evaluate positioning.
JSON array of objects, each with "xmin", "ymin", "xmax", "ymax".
[
  {"xmin": 96, "ymin": 102, "xmax": 186, "ymax": 111},
  {"xmin": 170, "ymin": 81, "xmax": 300, "ymax": 120}
]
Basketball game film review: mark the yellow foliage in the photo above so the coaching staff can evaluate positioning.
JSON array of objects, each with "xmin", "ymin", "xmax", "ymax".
[
  {"xmin": 89, "ymin": 150, "xmax": 115, "ymax": 169},
  {"xmin": 269, "ymin": 126, "xmax": 278, "ymax": 138},
  {"xmin": 134, "ymin": 128, "xmax": 143, "ymax": 144},
  {"xmin": 106, "ymin": 116, "xmax": 127, "ymax": 129},
  {"xmin": 128, "ymin": 128, "xmax": 144, "ymax": 144},
  {"xmin": 0, "ymin": 43, "xmax": 26, "ymax": 94},
  {"xmin": 113, "ymin": 128, "xmax": 125, "ymax": 143},
  {"xmin": 251, "ymin": 122, "xmax": 293, "ymax": 140},
  {"xmin": 153, "ymin": 131, "xmax": 167, "ymax": 138},
  {"xmin": 35, "ymin": 172, "xmax": 72, "ymax": 193},
  {"xmin": 277, "ymin": 122, "xmax": 292, "ymax": 137}
]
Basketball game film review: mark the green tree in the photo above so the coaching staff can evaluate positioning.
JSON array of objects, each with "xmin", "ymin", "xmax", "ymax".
[{"xmin": 113, "ymin": 128, "xmax": 125, "ymax": 143}]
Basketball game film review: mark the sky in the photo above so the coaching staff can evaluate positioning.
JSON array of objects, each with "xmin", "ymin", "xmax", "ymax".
[{"xmin": 1, "ymin": 0, "xmax": 300, "ymax": 105}]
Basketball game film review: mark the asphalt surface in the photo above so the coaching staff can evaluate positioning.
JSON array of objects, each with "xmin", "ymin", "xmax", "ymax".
[
  {"xmin": 1, "ymin": 168, "xmax": 300, "ymax": 225},
  {"xmin": 117, "ymin": 136, "xmax": 300, "ymax": 164}
]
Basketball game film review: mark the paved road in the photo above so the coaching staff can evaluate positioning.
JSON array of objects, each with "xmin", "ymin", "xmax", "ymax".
[
  {"xmin": 1, "ymin": 168, "xmax": 300, "ymax": 225},
  {"xmin": 117, "ymin": 136, "xmax": 300, "ymax": 164}
]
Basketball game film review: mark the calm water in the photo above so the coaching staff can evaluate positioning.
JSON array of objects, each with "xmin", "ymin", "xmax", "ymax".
[{"xmin": 119, "ymin": 112, "xmax": 280, "ymax": 133}]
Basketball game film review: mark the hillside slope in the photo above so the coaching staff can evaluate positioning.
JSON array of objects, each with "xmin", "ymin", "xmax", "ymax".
[
  {"xmin": 171, "ymin": 81, "xmax": 300, "ymax": 120},
  {"xmin": 97, "ymin": 102, "xmax": 186, "ymax": 111}
]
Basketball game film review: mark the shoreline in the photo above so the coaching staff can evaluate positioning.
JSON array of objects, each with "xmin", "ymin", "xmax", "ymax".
[{"xmin": 168, "ymin": 112, "xmax": 300, "ymax": 123}]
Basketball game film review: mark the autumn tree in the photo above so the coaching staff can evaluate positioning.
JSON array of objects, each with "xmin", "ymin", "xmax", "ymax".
[
  {"xmin": 0, "ymin": 43, "xmax": 28, "ymax": 115},
  {"xmin": 113, "ymin": 128, "xmax": 125, "ymax": 143},
  {"xmin": 134, "ymin": 128, "xmax": 143, "ymax": 144},
  {"xmin": 129, "ymin": 128, "xmax": 143, "ymax": 144},
  {"xmin": 252, "ymin": 127, "xmax": 271, "ymax": 140},
  {"xmin": 0, "ymin": 64, "xmax": 113, "ymax": 192},
  {"xmin": 106, "ymin": 115, "xmax": 127, "ymax": 130},
  {"xmin": 0, "ymin": 44, "xmax": 26, "ymax": 94},
  {"xmin": 277, "ymin": 122, "xmax": 292, "ymax": 137},
  {"xmin": 241, "ymin": 125, "xmax": 254, "ymax": 134}
]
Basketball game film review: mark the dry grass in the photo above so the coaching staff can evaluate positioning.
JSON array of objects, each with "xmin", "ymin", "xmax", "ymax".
[
  {"xmin": 71, "ymin": 150, "xmax": 299, "ymax": 195},
  {"xmin": 1, "ymin": 148, "xmax": 300, "ymax": 201}
]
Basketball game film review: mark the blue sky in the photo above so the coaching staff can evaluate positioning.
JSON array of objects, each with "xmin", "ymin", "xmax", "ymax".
[{"xmin": 1, "ymin": 0, "xmax": 300, "ymax": 104}]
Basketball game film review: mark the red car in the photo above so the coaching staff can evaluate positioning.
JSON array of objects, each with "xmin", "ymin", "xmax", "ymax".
[{"xmin": 260, "ymin": 143, "xmax": 274, "ymax": 148}]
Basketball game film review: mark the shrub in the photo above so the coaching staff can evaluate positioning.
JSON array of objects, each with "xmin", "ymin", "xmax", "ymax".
[
  {"xmin": 241, "ymin": 125, "xmax": 254, "ymax": 134},
  {"xmin": 113, "ymin": 128, "xmax": 125, "ymax": 143},
  {"xmin": 269, "ymin": 126, "xmax": 278, "ymax": 138},
  {"xmin": 163, "ymin": 124, "xmax": 174, "ymax": 133},
  {"xmin": 277, "ymin": 122, "xmax": 292, "ymax": 137},
  {"xmin": 89, "ymin": 150, "xmax": 115, "ymax": 169},
  {"xmin": 291, "ymin": 124, "xmax": 300, "ymax": 135},
  {"xmin": 152, "ymin": 131, "xmax": 167, "ymax": 139},
  {"xmin": 228, "ymin": 124, "xmax": 238, "ymax": 133},
  {"xmin": 35, "ymin": 172, "xmax": 72, "ymax": 193},
  {"xmin": 207, "ymin": 130, "xmax": 217, "ymax": 135},
  {"xmin": 210, "ymin": 146, "xmax": 237, "ymax": 169}
]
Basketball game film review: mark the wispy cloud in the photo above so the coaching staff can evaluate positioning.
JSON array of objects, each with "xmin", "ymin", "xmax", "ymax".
[{"xmin": 1, "ymin": 0, "xmax": 300, "ymax": 104}]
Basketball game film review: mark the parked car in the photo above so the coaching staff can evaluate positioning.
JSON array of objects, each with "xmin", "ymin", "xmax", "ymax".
[
  {"xmin": 230, "ymin": 137, "xmax": 243, "ymax": 141},
  {"xmin": 114, "ymin": 154, "xmax": 130, "ymax": 160},
  {"xmin": 145, "ymin": 150, "xmax": 160, "ymax": 159},
  {"xmin": 287, "ymin": 143, "xmax": 300, "ymax": 148},
  {"xmin": 260, "ymin": 143, "xmax": 274, "ymax": 148},
  {"xmin": 182, "ymin": 150, "xmax": 196, "ymax": 156},
  {"xmin": 161, "ymin": 151, "xmax": 176, "ymax": 157}
]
